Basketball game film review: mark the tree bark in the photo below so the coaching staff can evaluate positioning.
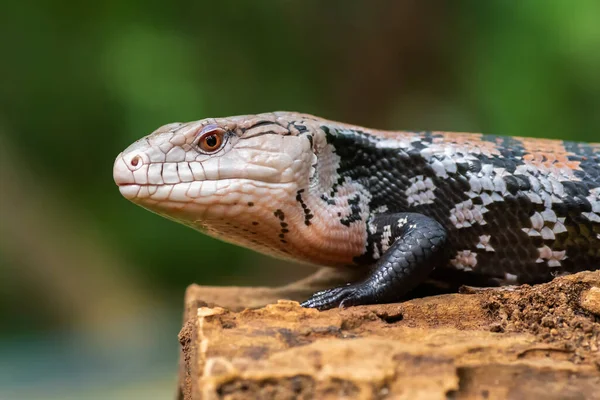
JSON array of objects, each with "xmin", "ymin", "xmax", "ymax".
[{"xmin": 178, "ymin": 271, "xmax": 600, "ymax": 399}]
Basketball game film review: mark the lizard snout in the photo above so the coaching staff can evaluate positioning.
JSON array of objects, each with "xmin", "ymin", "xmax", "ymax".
[{"xmin": 113, "ymin": 151, "xmax": 150, "ymax": 199}]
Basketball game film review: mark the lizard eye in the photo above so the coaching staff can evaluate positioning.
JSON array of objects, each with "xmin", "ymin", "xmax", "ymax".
[{"xmin": 197, "ymin": 125, "xmax": 226, "ymax": 153}]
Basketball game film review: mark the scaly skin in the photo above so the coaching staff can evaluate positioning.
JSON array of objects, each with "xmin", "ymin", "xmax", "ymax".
[{"xmin": 113, "ymin": 112, "xmax": 600, "ymax": 310}]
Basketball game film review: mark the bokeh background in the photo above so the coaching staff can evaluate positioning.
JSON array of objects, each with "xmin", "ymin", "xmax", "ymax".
[{"xmin": 1, "ymin": 1, "xmax": 599, "ymax": 398}]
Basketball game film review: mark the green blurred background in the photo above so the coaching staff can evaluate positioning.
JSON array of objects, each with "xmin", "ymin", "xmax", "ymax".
[{"xmin": 1, "ymin": 1, "xmax": 599, "ymax": 398}]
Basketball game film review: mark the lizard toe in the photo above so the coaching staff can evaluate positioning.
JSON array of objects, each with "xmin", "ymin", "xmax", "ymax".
[{"xmin": 301, "ymin": 284, "xmax": 368, "ymax": 310}]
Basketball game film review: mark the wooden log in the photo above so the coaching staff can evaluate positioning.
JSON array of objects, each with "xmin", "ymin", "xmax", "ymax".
[{"xmin": 178, "ymin": 271, "xmax": 600, "ymax": 399}]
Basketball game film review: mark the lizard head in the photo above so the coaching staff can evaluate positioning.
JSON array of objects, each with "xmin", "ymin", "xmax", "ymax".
[{"xmin": 113, "ymin": 112, "xmax": 345, "ymax": 262}]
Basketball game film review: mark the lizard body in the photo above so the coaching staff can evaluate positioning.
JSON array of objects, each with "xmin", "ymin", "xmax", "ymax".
[{"xmin": 113, "ymin": 112, "xmax": 600, "ymax": 310}]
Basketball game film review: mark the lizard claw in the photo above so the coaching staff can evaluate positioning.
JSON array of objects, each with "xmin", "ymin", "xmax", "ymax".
[{"xmin": 301, "ymin": 284, "xmax": 371, "ymax": 310}]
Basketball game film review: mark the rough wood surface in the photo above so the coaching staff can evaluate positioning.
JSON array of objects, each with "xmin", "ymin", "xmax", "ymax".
[{"xmin": 178, "ymin": 271, "xmax": 600, "ymax": 399}]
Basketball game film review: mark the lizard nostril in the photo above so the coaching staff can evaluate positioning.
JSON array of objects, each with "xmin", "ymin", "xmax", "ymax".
[
  {"xmin": 126, "ymin": 154, "xmax": 145, "ymax": 171},
  {"xmin": 130, "ymin": 155, "xmax": 141, "ymax": 167}
]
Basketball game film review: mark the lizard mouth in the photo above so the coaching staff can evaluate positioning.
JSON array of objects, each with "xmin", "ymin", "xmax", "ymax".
[
  {"xmin": 117, "ymin": 183, "xmax": 146, "ymax": 200},
  {"xmin": 116, "ymin": 178, "xmax": 291, "ymax": 205}
]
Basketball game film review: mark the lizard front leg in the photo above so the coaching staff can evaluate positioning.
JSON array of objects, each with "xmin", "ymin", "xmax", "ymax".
[{"xmin": 301, "ymin": 213, "xmax": 448, "ymax": 310}]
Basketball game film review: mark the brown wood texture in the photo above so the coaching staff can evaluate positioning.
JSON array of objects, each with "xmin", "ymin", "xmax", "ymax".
[{"xmin": 178, "ymin": 271, "xmax": 600, "ymax": 399}]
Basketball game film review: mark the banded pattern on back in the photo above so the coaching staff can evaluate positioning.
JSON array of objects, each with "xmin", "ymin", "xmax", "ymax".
[{"xmin": 323, "ymin": 124, "xmax": 600, "ymax": 283}]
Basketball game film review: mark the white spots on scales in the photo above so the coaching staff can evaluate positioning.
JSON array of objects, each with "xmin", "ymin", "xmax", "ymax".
[
  {"xmin": 372, "ymin": 244, "xmax": 381, "ymax": 260},
  {"xmin": 450, "ymin": 250, "xmax": 478, "ymax": 271},
  {"xmin": 476, "ymin": 235, "xmax": 495, "ymax": 252},
  {"xmin": 521, "ymin": 208, "xmax": 567, "ymax": 240},
  {"xmin": 330, "ymin": 176, "xmax": 373, "ymax": 222},
  {"xmin": 381, "ymin": 225, "xmax": 392, "ymax": 253},
  {"xmin": 449, "ymin": 199, "xmax": 489, "ymax": 229},
  {"xmin": 447, "ymin": 165, "xmax": 505, "ymax": 230},
  {"xmin": 397, "ymin": 216, "xmax": 408, "ymax": 228},
  {"xmin": 373, "ymin": 205, "xmax": 389, "ymax": 214},
  {"xmin": 366, "ymin": 217, "xmax": 381, "ymax": 260},
  {"xmin": 375, "ymin": 137, "xmax": 414, "ymax": 149},
  {"xmin": 503, "ymin": 273, "xmax": 519, "ymax": 284},
  {"xmin": 367, "ymin": 216, "xmax": 409, "ymax": 262},
  {"xmin": 589, "ymin": 187, "xmax": 600, "ymax": 205},
  {"xmin": 582, "ymin": 187, "xmax": 600, "ymax": 223},
  {"xmin": 536, "ymin": 245, "xmax": 567, "ymax": 267},
  {"xmin": 583, "ymin": 212, "xmax": 600, "ymax": 223},
  {"xmin": 367, "ymin": 218, "xmax": 378, "ymax": 235},
  {"xmin": 405, "ymin": 175, "xmax": 436, "ymax": 206}
]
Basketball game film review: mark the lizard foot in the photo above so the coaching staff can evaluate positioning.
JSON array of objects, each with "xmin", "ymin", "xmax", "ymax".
[
  {"xmin": 300, "ymin": 283, "xmax": 375, "ymax": 310},
  {"xmin": 302, "ymin": 213, "xmax": 448, "ymax": 311}
]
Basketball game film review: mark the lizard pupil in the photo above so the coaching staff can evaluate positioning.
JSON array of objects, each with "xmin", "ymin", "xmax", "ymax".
[
  {"xmin": 198, "ymin": 129, "xmax": 224, "ymax": 152},
  {"xmin": 205, "ymin": 135, "xmax": 218, "ymax": 148},
  {"xmin": 197, "ymin": 124, "xmax": 226, "ymax": 153}
]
